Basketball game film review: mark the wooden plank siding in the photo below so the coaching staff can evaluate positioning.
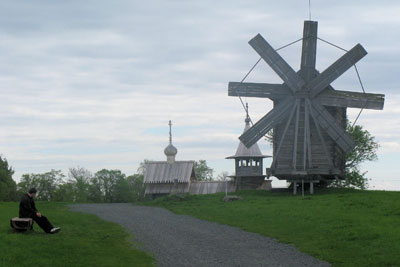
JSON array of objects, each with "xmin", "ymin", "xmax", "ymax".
[
  {"xmin": 146, "ymin": 181, "xmax": 237, "ymax": 195},
  {"xmin": 190, "ymin": 181, "xmax": 236, "ymax": 195},
  {"xmin": 145, "ymin": 183, "xmax": 191, "ymax": 195},
  {"xmin": 272, "ymin": 99, "xmax": 346, "ymax": 180}
]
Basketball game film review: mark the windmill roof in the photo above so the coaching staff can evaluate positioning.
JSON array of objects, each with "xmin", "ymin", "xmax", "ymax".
[{"xmin": 144, "ymin": 161, "xmax": 195, "ymax": 183}]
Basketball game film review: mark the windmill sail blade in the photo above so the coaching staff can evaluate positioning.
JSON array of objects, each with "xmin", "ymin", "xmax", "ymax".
[
  {"xmin": 249, "ymin": 34, "xmax": 305, "ymax": 93},
  {"xmin": 300, "ymin": 21, "xmax": 318, "ymax": 81},
  {"xmin": 309, "ymin": 44, "xmax": 367, "ymax": 97},
  {"xmin": 228, "ymin": 82, "xmax": 291, "ymax": 99},
  {"xmin": 239, "ymin": 97, "xmax": 294, "ymax": 148},
  {"xmin": 310, "ymin": 101, "xmax": 356, "ymax": 153},
  {"xmin": 317, "ymin": 90, "xmax": 385, "ymax": 110}
]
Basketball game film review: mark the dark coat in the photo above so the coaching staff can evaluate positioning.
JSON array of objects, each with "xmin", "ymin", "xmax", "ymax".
[{"xmin": 19, "ymin": 194, "xmax": 37, "ymax": 218}]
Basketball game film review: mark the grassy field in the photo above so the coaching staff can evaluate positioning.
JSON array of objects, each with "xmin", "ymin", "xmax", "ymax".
[
  {"xmin": 0, "ymin": 202, "xmax": 154, "ymax": 267},
  {"xmin": 145, "ymin": 188, "xmax": 400, "ymax": 267}
]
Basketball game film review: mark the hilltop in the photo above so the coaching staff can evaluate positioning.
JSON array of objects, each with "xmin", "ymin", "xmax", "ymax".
[{"xmin": 145, "ymin": 189, "xmax": 400, "ymax": 267}]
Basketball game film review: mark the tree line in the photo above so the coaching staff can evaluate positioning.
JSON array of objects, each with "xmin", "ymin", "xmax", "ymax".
[
  {"xmin": 18, "ymin": 168, "xmax": 146, "ymax": 203},
  {"xmin": 0, "ymin": 158, "xmax": 217, "ymax": 202},
  {"xmin": 0, "ymin": 123, "xmax": 378, "ymax": 203},
  {"xmin": 1, "ymin": 163, "xmax": 146, "ymax": 203}
]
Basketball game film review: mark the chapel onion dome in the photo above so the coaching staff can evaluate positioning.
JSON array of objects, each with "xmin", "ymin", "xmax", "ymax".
[
  {"xmin": 164, "ymin": 143, "xmax": 178, "ymax": 157},
  {"xmin": 165, "ymin": 120, "xmax": 178, "ymax": 164}
]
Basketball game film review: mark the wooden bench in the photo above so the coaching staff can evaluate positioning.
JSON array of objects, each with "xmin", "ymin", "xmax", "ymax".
[{"xmin": 10, "ymin": 217, "xmax": 33, "ymax": 232}]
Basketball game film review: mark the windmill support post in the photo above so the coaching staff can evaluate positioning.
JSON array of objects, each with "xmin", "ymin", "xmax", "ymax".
[
  {"xmin": 292, "ymin": 180, "xmax": 319, "ymax": 195},
  {"xmin": 293, "ymin": 181, "xmax": 297, "ymax": 195}
]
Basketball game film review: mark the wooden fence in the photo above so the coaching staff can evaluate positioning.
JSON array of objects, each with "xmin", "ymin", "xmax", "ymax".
[{"xmin": 189, "ymin": 181, "xmax": 236, "ymax": 195}]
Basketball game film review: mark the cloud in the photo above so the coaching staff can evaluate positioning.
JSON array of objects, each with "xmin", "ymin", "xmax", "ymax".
[{"xmin": 347, "ymin": 93, "xmax": 400, "ymax": 155}]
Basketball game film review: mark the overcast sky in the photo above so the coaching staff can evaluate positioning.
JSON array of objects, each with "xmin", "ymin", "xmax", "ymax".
[{"xmin": 0, "ymin": 0, "xmax": 399, "ymax": 190}]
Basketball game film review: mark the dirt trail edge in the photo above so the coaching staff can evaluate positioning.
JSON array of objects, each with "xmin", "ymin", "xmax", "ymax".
[{"xmin": 70, "ymin": 203, "xmax": 330, "ymax": 267}]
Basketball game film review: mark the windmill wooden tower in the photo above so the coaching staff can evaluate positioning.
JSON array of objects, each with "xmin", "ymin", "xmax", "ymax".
[{"xmin": 228, "ymin": 21, "xmax": 385, "ymax": 192}]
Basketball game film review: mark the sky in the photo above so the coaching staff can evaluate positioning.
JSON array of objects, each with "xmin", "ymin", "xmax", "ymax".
[{"xmin": 0, "ymin": 0, "xmax": 399, "ymax": 190}]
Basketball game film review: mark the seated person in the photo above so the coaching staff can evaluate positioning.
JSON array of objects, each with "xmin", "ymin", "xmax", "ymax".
[{"xmin": 19, "ymin": 188, "xmax": 61, "ymax": 234}]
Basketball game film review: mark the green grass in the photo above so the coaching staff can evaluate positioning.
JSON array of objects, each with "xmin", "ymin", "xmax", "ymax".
[
  {"xmin": 144, "ymin": 189, "xmax": 400, "ymax": 267},
  {"xmin": 0, "ymin": 202, "xmax": 154, "ymax": 267}
]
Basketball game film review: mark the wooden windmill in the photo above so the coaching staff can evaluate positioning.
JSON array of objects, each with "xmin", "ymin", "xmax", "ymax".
[{"xmin": 228, "ymin": 21, "xmax": 385, "ymax": 190}]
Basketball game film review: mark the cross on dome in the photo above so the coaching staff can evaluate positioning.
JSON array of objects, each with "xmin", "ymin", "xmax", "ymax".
[{"xmin": 164, "ymin": 120, "xmax": 178, "ymax": 163}]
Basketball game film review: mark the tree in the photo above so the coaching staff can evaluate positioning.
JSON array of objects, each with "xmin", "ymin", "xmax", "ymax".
[
  {"xmin": 68, "ymin": 167, "xmax": 92, "ymax": 202},
  {"xmin": 0, "ymin": 156, "xmax": 17, "ymax": 201},
  {"xmin": 17, "ymin": 174, "xmax": 36, "ymax": 196},
  {"xmin": 113, "ymin": 177, "xmax": 134, "ymax": 203},
  {"xmin": 53, "ymin": 183, "xmax": 76, "ymax": 202},
  {"xmin": 334, "ymin": 122, "xmax": 379, "ymax": 189},
  {"xmin": 137, "ymin": 159, "xmax": 152, "ymax": 175},
  {"xmin": 194, "ymin": 160, "xmax": 214, "ymax": 181},
  {"xmin": 94, "ymin": 169, "xmax": 125, "ymax": 203},
  {"xmin": 216, "ymin": 171, "xmax": 230, "ymax": 181},
  {"xmin": 129, "ymin": 160, "xmax": 152, "ymax": 201},
  {"xmin": 88, "ymin": 176, "xmax": 103, "ymax": 203},
  {"xmin": 126, "ymin": 174, "xmax": 145, "ymax": 201},
  {"xmin": 18, "ymin": 170, "xmax": 65, "ymax": 201},
  {"xmin": 36, "ymin": 170, "xmax": 65, "ymax": 201}
]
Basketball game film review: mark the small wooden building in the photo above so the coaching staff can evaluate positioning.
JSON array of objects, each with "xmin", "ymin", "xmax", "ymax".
[
  {"xmin": 227, "ymin": 114, "xmax": 271, "ymax": 190},
  {"xmin": 144, "ymin": 161, "xmax": 196, "ymax": 195},
  {"xmin": 144, "ymin": 121, "xmax": 197, "ymax": 196}
]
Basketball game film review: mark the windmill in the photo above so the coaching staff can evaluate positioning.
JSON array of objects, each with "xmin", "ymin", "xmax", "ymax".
[{"xmin": 228, "ymin": 21, "xmax": 385, "ymax": 192}]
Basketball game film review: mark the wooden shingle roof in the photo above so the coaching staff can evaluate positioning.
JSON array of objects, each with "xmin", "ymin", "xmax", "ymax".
[
  {"xmin": 144, "ymin": 161, "xmax": 195, "ymax": 183},
  {"xmin": 226, "ymin": 117, "xmax": 270, "ymax": 159}
]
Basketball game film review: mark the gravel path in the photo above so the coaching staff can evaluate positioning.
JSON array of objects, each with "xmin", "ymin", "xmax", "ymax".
[{"xmin": 70, "ymin": 203, "xmax": 330, "ymax": 267}]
